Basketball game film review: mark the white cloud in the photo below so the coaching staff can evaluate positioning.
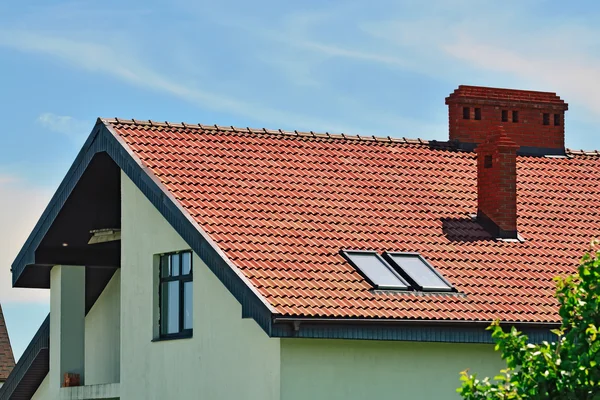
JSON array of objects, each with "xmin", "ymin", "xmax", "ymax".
[
  {"xmin": 0, "ymin": 176, "xmax": 51, "ymax": 303},
  {"xmin": 38, "ymin": 112, "xmax": 89, "ymax": 139}
]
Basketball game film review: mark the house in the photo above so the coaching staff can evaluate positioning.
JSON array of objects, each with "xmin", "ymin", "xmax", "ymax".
[
  {"xmin": 1, "ymin": 85, "xmax": 599, "ymax": 400},
  {"xmin": 0, "ymin": 304, "xmax": 15, "ymax": 389}
]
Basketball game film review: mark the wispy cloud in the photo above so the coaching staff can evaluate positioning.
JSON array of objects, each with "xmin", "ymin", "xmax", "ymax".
[
  {"xmin": 443, "ymin": 37, "xmax": 600, "ymax": 117},
  {"xmin": 38, "ymin": 112, "xmax": 89, "ymax": 139},
  {"xmin": 0, "ymin": 176, "xmax": 51, "ymax": 303},
  {"xmin": 0, "ymin": 30, "xmax": 361, "ymax": 134}
]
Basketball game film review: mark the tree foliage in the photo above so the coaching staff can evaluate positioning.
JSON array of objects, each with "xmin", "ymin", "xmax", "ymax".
[{"xmin": 458, "ymin": 240, "xmax": 600, "ymax": 399}]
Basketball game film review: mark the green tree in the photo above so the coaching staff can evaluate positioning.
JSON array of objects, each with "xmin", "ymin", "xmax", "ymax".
[{"xmin": 458, "ymin": 240, "xmax": 600, "ymax": 399}]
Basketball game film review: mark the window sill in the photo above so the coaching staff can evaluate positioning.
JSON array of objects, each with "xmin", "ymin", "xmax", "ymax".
[{"xmin": 152, "ymin": 332, "xmax": 193, "ymax": 342}]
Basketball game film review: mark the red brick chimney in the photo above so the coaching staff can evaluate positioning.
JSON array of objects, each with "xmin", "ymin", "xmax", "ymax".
[
  {"xmin": 446, "ymin": 85, "xmax": 568, "ymax": 155},
  {"xmin": 475, "ymin": 127, "xmax": 519, "ymax": 238}
]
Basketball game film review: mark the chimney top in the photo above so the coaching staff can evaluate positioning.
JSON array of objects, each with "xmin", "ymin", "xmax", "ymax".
[
  {"xmin": 446, "ymin": 85, "xmax": 568, "ymax": 156},
  {"xmin": 446, "ymin": 85, "xmax": 568, "ymax": 109}
]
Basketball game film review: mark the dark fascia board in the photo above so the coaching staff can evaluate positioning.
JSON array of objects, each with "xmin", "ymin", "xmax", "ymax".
[
  {"xmin": 272, "ymin": 317, "xmax": 559, "ymax": 344},
  {"xmin": 0, "ymin": 315, "xmax": 49, "ymax": 400}
]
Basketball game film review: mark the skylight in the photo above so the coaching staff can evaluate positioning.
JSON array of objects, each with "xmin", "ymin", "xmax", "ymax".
[
  {"xmin": 341, "ymin": 250, "xmax": 410, "ymax": 290},
  {"xmin": 384, "ymin": 252, "xmax": 453, "ymax": 292}
]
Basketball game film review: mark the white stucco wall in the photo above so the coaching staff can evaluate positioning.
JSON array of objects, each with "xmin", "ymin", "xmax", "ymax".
[
  {"xmin": 85, "ymin": 269, "xmax": 121, "ymax": 385},
  {"xmin": 30, "ymin": 373, "xmax": 49, "ymax": 400},
  {"xmin": 281, "ymin": 339, "xmax": 505, "ymax": 400},
  {"xmin": 120, "ymin": 172, "xmax": 281, "ymax": 400}
]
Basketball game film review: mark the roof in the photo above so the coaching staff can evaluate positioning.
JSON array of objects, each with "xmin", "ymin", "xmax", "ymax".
[
  {"xmin": 106, "ymin": 118, "xmax": 600, "ymax": 324},
  {"xmin": 447, "ymin": 85, "xmax": 567, "ymax": 107},
  {"xmin": 0, "ymin": 304, "xmax": 15, "ymax": 381}
]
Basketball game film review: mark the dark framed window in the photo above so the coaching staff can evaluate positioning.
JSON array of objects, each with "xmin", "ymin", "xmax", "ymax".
[
  {"xmin": 474, "ymin": 108, "xmax": 481, "ymax": 120},
  {"xmin": 463, "ymin": 107, "xmax": 470, "ymax": 119},
  {"xmin": 543, "ymin": 113, "xmax": 550, "ymax": 125},
  {"xmin": 501, "ymin": 110, "xmax": 508, "ymax": 122},
  {"xmin": 159, "ymin": 251, "xmax": 193, "ymax": 338},
  {"xmin": 512, "ymin": 110, "xmax": 519, "ymax": 123},
  {"xmin": 554, "ymin": 114, "xmax": 560, "ymax": 126}
]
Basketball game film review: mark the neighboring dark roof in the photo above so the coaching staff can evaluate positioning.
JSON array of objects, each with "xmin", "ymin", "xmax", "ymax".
[
  {"xmin": 106, "ymin": 118, "xmax": 600, "ymax": 323},
  {"xmin": 0, "ymin": 315, "xmax": 48, "ymax": 400},
  {"xmin": 447, "ymin": 85, "xmax": 567, "ymax": 108},
  {"xmin": 0, "ymin": 304, "xmax": 15, "ymax": 381}
]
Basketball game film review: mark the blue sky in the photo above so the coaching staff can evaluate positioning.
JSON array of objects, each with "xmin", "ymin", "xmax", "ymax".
[{"xmin": 1, "ymin": 0, "xmax": 600, "ymax": 360}]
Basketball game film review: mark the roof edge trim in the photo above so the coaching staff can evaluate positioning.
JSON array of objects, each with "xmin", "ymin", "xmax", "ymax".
[{"xmin": 272, "ymin": 316, "xmax": 559, "ymax": 344}]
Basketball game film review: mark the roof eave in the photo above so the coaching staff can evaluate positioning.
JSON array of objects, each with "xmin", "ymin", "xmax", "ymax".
[{"xmin": 272, "ymin": 316, "xmax": 560, "ymax": 344}]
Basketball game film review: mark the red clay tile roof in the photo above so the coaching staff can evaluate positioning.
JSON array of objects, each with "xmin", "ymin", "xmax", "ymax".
[
  {"xmin": 447, "ymin": 85, "xmax": 567, "ymax": 107},
  {"xmin": 0, "ymin": 304, "xmax": 15, "ymax": 381},
  {"xmin": 106, "ymin": 118, "xmax": 600, "ymax": 324}
]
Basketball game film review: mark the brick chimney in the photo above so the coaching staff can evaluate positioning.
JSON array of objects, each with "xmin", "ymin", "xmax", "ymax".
[
  {"xmin": 446, "ymin": 85, "xmax": 568, "ymax": 155},
  {"xmin": 475, "ymin": 127, "xmax": 519, "ymax": 238}
]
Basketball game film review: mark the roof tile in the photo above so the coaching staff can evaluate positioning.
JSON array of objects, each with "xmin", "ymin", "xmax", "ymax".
[{"xmin": 106, "ymin": 119, "xmax": 600, "ymax": 323}]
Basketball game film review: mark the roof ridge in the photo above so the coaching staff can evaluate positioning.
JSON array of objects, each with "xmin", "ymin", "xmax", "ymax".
[
  {"xmin": 101, "ymin": 118, "xmax": 600, "ymax": 156},
  {"xmin": 101, "ymin": 118, "xmax": 455, "ymax": 149},
  {"xmin": 566, "ymin": 149, "xmax": 600, "ymax": 157}
]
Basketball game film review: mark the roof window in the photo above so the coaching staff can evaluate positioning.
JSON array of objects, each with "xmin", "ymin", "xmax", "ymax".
[
  {"xmin": 383, "ymin": 252, "xmax": 453, "ymax": 292},
  {"xmin": 341, "ymin": 250, "xmax": 409, "ymax": 290},
  {"xmin": 343, "ymin": 250, "xmax": 453, "ymax": 292}
]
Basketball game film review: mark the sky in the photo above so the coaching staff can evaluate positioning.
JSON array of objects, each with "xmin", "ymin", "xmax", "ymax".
[{"xmin": 1, "ymin": 0, "xmax": 600, "ymax": 361}]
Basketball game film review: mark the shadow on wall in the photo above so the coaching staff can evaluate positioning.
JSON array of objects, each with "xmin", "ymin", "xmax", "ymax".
[{"xmin": 441, "ymin": 217, "xmax": 494, "ymax": 242}]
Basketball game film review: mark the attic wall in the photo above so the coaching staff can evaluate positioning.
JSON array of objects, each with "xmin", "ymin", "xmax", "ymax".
[
  {"xmin": 281, "ymin": 339, "xmax": 505, "ymax": 400},
  {"xmin": 119, "ymin": 172, "xmax": 281, "ymax": 400}
]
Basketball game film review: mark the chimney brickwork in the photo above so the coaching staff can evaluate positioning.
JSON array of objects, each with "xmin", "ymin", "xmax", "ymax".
[
  {"xmin": 475, "ymin": 127, "xmax": 519, "ymax": 238},
  {"xmin": 446, "ymin": 85, "xmax": 568, "ymax": 154}
]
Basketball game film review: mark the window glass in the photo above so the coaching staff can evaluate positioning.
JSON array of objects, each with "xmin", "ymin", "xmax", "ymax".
[
  {"xmin": 182, "ymin": 252, "xmax": 192, "ymax": 275},
  {"xmin": 386, "ymin": 253, "xmax": 452, "ymax": 292},
  {"xmin": 160, "ymin": 281, "xmax": 180, "ymax": 335},
  {"xmin": 344, "ymin": 251, "xmax": 409, "ymax": 290},
  {"xmin": 160, "ymin": 255, "xmax": 170, "ymax": 278},
  {"xmin": 171, "ymin": 253, "xmax": 180, "ymax": 276},
  {"xmin": 184, "ymin": 281, "xmax": 193, "ymax": 330}
]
